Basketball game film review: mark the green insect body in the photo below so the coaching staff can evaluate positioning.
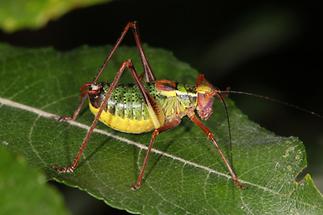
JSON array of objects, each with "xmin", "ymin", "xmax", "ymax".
[
  {"xmin": 88, "ymin": 81, "xmax": 198, "ymax": 134},
  {"xmin": 55, "ymin": 21, "xmax": 243, "ymax": 189}
]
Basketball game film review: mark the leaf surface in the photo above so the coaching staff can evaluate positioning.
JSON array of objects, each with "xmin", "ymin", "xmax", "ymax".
[
  {"xmin": 0, "ymin": 147, "xmax": 69, "ymax": 215},
  {"xmin": 0, "ymin": 0, "xmax": 111, "ymax": 32},
  {"xmin": 0, "ymin": 43, "xmax": 322, "ymax": 214}
]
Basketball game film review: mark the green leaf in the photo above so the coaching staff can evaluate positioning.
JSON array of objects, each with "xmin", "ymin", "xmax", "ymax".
[
  {"xmin": 0, "ymin": 0, "xmax": 111, "ymax": 33},
  {"xmin": 0, "ymin": 43, "xmax": 322, "ymax": 214},
  {"xmin": 0, "ymin": 147, "xmax": 69, "ymax": 215}
]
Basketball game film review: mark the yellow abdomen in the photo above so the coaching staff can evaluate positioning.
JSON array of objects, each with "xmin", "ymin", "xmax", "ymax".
[{"xmin": 89, "ymin": 102, "xmax": 155, "ymax": 134}]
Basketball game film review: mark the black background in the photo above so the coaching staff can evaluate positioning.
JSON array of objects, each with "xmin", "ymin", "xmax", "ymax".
[{"xmin": 1, "ymin": 0, "xmax": 322, "ymax": 214}]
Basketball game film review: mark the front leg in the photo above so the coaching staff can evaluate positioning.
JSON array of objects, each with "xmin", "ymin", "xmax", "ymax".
[{"xmin": 187, "ymin": 112, "xmax": 244, "ymax": 188}]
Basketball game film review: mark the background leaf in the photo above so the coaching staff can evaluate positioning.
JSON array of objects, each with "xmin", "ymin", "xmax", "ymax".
[
  {"xmin": 0, "ymin": 0, "xmax": 111, "ymax": 33},
  {"xmin": 0, "ymin": 43, "xmax": 322, "ymax": 214},
  {"xmin": 0, "ymin": 147, "xmax": 69, "ymax": 215}
]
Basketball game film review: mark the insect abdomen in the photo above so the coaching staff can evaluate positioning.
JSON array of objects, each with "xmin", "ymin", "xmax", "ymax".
[{"xmin": 89, "ymin": 84, "xmax": 157, "ymax": 133}]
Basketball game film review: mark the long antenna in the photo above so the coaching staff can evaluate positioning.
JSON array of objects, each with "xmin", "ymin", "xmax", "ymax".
[
  {"xmin": 217, "ymin": 93, "xmax": 234, "ymax": 169},
  {"xmin": 220, "ymin": 90, "xmax": 323, "ymax": 119}
]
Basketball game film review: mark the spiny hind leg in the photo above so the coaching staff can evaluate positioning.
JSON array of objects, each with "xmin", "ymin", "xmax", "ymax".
[
  {"xmin": 58, "ymin": 21, "xmax": 155, "ymax": 122},
  {"xmin": 93, "ymin": 21, "xmax": 155, "ymax": 83},
  {"xmin": 54, "ymin": 59, "xmax": 159, "ymax": 174}
]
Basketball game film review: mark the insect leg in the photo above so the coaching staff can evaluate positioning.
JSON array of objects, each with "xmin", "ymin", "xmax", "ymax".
[
  {"xmin": 93, "ymin": 21, "xmax": 155, "ymax": 83},
  {"xmin": 60, "ymin": 21, "xmax": 153, "ymax": 121},
  {"xmin": 58, "ymin": 82, "xmax": 93, "ymax": 121},
  {"xmin": 130, "ymin": 21, "xmax": 155, "ymax": 82},
  {"xmin": 187, "ymin": 112, "xmax": 243, "ymax": 188},
  {"xmin": 132, "ymin": 117, "xmax": 181, "ymax": 190},
  {"xmin": 58, "ymin": 95, "xmax": 87, "ymax": 121},
  {"xmin": 54, "ymin": 59, "xmax": 159, "ymax": 174}
]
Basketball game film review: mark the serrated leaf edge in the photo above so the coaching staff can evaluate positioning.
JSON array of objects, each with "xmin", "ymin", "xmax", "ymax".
[{"xmin": 0, "ymin": 96, "xmax": 321, "ymax": 211}]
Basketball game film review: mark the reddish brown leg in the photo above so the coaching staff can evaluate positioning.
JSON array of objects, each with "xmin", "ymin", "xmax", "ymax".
[
  {"xmin": 58, "ymin": 95, "xmax": 87, "ymax": 121},
  {"xmin": 58, "ymin": 82, "xmax": 93, "ymax": 121},
  {"xmin": 54, "ymin": 59, "xmax": 160, "ymax": 174},
  {"xmin": 187, "ymin": 112, "xmax": 243, "ymax": 188},
  {"xmin": 60, "ymin": 21, "xmax": 154, "ymax": 121},
  {"xmin": 93, "ymin": 21, "xmax": 155, "ymax": 83},
  {"xmin": 132, "ymin": 117, "xmax": 181, "ymax": 190}
]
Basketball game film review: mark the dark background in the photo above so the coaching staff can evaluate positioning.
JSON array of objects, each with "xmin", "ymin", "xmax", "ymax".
[{"xmin": 1, "ymin": 0, "xmax": 322, "ymax": 214}]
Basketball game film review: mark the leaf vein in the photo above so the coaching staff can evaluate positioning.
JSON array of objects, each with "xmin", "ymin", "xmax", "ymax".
[{"xmin": 0, "ymin": 97, "xmax": 321, "ymax": 211}]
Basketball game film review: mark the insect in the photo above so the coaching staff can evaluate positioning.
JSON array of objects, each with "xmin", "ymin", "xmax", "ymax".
[{"xmin": 53, "ymin": 21, "xmax": 245, "ymax": 189}]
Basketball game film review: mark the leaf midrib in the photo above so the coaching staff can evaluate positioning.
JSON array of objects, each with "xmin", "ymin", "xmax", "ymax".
[{"xmin": 0, "ymin": 96, "xmax": 319, "ymax": 210}]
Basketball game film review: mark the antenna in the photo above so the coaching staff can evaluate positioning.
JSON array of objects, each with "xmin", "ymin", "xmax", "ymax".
[
  {"xmin": 220, "ymin": 90, "xmax": 323, "ymax": 119},
  {"xmin": 217, "ymin": 93, "xmax": 234, "ymax": 171}
]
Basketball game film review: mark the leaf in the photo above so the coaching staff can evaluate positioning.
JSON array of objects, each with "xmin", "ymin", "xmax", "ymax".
[
  {"xmin": 0, "ymin": 43, "xmax": 322, "ymax": 214},
  {"xmin": 0, "ymin": 0, "xmax": 111, "ymax": 33},
  {"xmin": 0, "ymin": 147, "xmax": 69, "ymax": 215}
]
